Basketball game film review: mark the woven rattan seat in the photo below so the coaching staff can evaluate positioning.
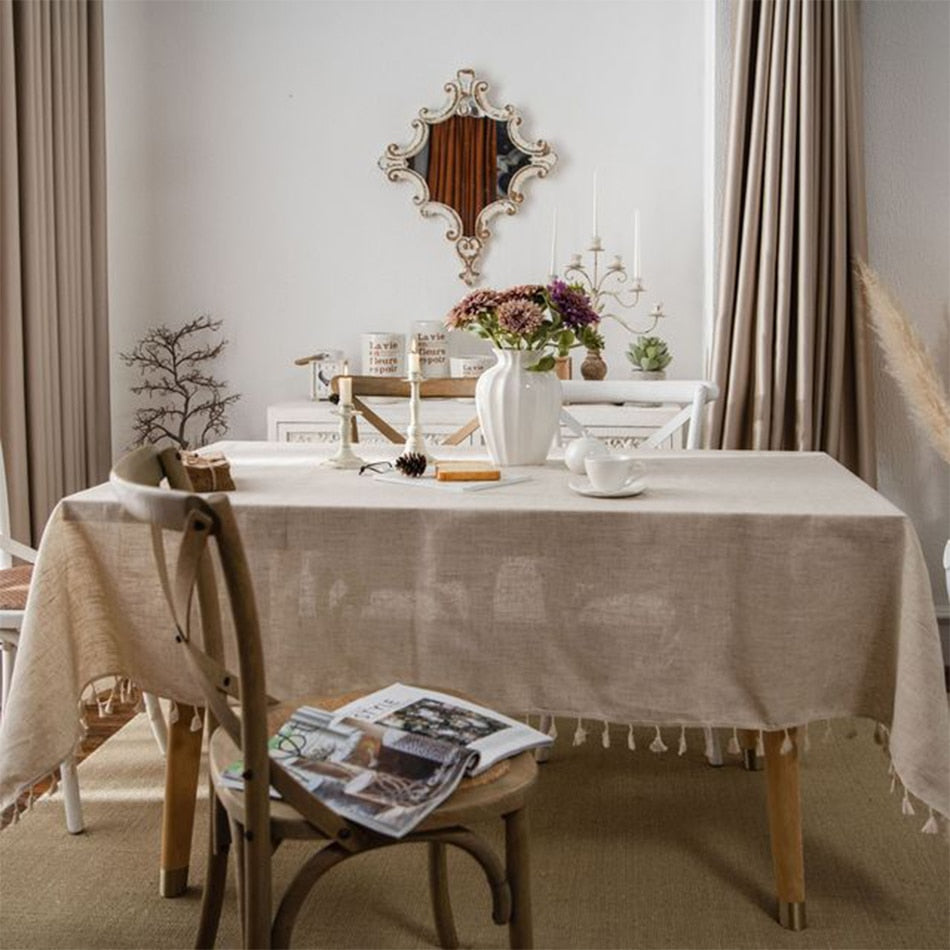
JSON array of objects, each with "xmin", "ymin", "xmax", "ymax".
[{"xmin": 0, "ymin": 565, "xmax": 32, "ymax": 611}]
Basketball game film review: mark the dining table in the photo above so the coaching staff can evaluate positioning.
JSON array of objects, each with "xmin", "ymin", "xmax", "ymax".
[{"xmin": 1, "ymin": 441, "xmax": 947, "ymax": 932}]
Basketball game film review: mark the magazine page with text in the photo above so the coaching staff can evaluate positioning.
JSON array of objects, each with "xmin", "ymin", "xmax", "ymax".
[
  {"xmin": 238, "ymin": 705, "xmax": 476, "ymax": 838},
  {"xmin": 332, "ymin": 683, "xmax": 553, "ymax": 776},
  {"xmin": 220, "ymin": 685, "xmax": 550, "ymax": 838}
]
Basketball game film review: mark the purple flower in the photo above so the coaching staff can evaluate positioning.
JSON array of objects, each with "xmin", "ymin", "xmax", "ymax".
[
  {"xmin": 496, "ymin": 298, "xmax": 544, "ymax": 336},
  {"xmin": 445, "ymin": 289, "xmax": 500, "ymax": 329},
  {"xmin": 548, "ymin": 280, "xmax": 599, "ymax": 330}
]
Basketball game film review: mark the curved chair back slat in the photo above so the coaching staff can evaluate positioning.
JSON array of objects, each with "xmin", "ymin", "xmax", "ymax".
[
  {"xmin": 110, "ymin": 446, "xmax": 359, "ymax": 866},
  {"xmin": 560, "ymin": 379, "xmax": 720, "ymax": 450}
]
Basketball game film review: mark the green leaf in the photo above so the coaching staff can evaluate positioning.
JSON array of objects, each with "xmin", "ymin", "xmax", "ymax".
[{"xmin": 528, "ymin": 354, "xmax": 557, "ymax": 373}]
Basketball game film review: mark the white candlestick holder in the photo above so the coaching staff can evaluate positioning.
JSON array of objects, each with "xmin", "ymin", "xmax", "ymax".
[
  {"xmin": 403, "ymin": 371, "xmax": 432, "ymax": 460},
  {"xmin": 321, "ymin": 403, "xmax": 366, "ymax": 469}
]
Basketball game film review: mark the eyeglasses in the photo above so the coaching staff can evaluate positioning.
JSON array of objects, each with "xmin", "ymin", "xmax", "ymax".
[
  {"xmin": 358, "ymin": 461, "xmax": 394, "ymax": 476},
  {"xmin": 275, "ymin": 729, "xmax": 307, "ymax": 756}
]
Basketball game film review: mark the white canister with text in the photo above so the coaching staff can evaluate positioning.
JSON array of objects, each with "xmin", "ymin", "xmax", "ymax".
[
  {"xmin": 361, "ymin": 333, "xmax": 405, "ymax": 377},
  {"xmin": 412, "ymin": 321, "xmax": 449, "ymax": 378}
]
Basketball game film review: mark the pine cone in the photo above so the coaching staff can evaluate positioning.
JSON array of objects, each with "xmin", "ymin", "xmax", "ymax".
[{"xmin": 394, "ymin": 452, "xmax": 427, "ymax": 477}]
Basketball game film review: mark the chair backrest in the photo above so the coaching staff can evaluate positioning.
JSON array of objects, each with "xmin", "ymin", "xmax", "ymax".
[
  {"xmin": 110, "ymin": 446, "xmax": 366, "ymax": 925},
  {"xmin": 560, "ymin": 379, "xmax": 720, "ymax": 450},
  {"xmin": 0, "ymin": 442, "xmax": 36, "ymax": 569},
  {"xmin": 330, "ymin": 375, "xmax": 480, "ymax": 446}
]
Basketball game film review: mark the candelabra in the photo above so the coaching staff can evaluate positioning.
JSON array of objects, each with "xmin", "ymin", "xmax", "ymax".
[
  {"xmin": 403, "ymin": 368, "xmax": 433, "ymax": 461},
  {"xmin": 321, "ymin": 403, "xmax": 366, "ymax": 469},
  {"xmin": 557, "ymin": 237, "xmax": 664, "ymax": 337}
]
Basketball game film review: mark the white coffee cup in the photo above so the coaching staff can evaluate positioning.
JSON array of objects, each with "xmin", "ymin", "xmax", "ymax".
[{"xmin": 584, "ymin": 455, "xmax": 643, "ymax": 493}]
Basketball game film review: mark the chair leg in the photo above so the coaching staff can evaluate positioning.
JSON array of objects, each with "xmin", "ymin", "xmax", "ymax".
[
  {"xmin": 0, "ymin": 639, "xmax": 15, "ymax": 716},
  {"xmin": 143, "ymin": 692, "xmax": 168, "ymax": 757},
  {"xmin": 535, "ymin": 716, "xmax": 552, "ymax": 763},
  {"xmin": 195, "ymin": 789, "xmax": 231, "ymax": 949},
  {"xmin": 739, "ymin": 728, "xmax": 760, "ymax": 771},
  {"xmin": 428, "ymin": 841, "xmax": 459, "ymax": 950},
  {"xmin": 271, "ymin": 842, "xmax": 351, "ymax": 949},
  {"xmin": 229, "ymin": 818, "xmax": 246, "ymax": 945},
  {"xmin": 703, "ymin": 727, "xmax": 723, "ymax": 766},
  {"xmin": 504, "ymin": 809, "xmax": 533, "ymax": 949},
  {"xmin": 59, "ymin": 755, "xmax": 84, "ymax": 834}
]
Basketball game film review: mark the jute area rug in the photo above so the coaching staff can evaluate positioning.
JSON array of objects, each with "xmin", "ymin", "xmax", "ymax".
[{"xmin": 0, "ymin": 715, "xmax": 947, "ymax": 950}]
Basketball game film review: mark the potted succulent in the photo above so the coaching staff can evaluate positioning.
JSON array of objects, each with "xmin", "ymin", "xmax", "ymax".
[{"xmin": 626, "ymin": 335, "xmax": 672, "ymax": 379}]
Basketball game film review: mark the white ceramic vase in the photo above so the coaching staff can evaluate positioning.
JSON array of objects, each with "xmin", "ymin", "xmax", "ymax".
[{"xmin": 475, "ymin": 349, "xmax": 562, "ymax": 465}]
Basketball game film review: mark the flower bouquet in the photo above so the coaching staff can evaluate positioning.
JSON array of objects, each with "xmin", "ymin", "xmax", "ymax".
[
  {"xmin": 445, "ymin": 281, "xmax": 603, "ymax": 372},
  {"xmin": 443, "ymin": 281, "xmax": 602, "ymax": 465}
]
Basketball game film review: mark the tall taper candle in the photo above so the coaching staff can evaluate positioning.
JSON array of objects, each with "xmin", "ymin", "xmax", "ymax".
[
  {"xmin": 339, "ymin": 375, "xmax": 352, "ymax": 406},
  {"xmin": 408, "ymin": 336, "xmax": 421, "ymax": 375},
  {"xmin": 633, "ymin": 209, "xmax": 641, "ymax": 279},
  {"xmin": 549, "ymin": 208, "xmax": 558, "ymax": 276},
  {"xmin": 592, "ymin": 170, "xmax": 599, "ymax": 237}
]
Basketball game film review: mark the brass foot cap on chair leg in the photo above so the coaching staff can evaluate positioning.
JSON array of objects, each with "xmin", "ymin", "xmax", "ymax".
[
  {"xmin": 742, "ymin": 749, "xmax": 760, "ymax": 771},
  {"xmin": 160, "ymin": 866, "xmax": 189, "ymax": 898},
  {"xmin": 778, "ymin": 900, "xmax": 806, "ymax": 931}
]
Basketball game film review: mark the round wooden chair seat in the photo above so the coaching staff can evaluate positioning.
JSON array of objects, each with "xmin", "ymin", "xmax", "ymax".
[
  {"xmin": 0, "ymin": 565, "xmax": 32, "ymax": 612},
  {"xmin": 208, "ymin": 690, "xmax": 537, "ymax": 841}
]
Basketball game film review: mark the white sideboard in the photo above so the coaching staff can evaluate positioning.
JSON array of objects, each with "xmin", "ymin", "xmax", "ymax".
[{"xmin": 267, "ymin": 399, "xmax": 681, "ymax": 449}]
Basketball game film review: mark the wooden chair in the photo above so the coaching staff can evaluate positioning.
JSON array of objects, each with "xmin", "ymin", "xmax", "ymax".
[
  {"xmin": 330, "ymin": 375, "xmax": 480, "ymax": 446},
  {"xmin": 110, "ymin": 444, "xmax": 539, "ymax": 949},
  {"xmin": 560, "ymin": 379, "xmax": 720, "ymax": 450}
]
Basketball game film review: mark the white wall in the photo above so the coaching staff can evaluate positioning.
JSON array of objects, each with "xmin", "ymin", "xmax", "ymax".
[
  {"xmin": 863, "ymin": 0, "xmax": 950, "ymax": 615},
  {"xmin": 105, "ymin": 0, "xmax": 707, "ymax": 450}
]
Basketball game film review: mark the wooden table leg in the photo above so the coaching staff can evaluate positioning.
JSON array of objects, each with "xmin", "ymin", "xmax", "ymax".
[
  {"xmin": 763, "ymin": 728, "xmax": 806, "ymax": 930},
  {"xmin": 739, "ymin": 728, "xmax": 760, "ymax": 771},
  {"xmin": 160, "ymin": 704, "xmax": 203, "ymax": 897}
]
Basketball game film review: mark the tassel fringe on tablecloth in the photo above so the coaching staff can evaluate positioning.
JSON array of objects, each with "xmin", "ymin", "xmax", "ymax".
[
  {"xmin": 529, "ymin": 714, "xmax": 945, "ymax": 837},
  {"xmin": 4, "ymin": 680, "xmax": 944, "ymax": 838}
]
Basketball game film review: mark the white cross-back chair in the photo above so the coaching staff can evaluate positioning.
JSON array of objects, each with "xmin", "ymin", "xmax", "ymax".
[
  {"xmin": 551, "ymin": 379, "xmax": 725, "ymax": 765},
  {"xmin": 559, "ymin": 379, "xmax": 720, "ymax": 450},
  {"xmin": 0, "ymin": 444, "xmax": 84, "ymax": 832}
]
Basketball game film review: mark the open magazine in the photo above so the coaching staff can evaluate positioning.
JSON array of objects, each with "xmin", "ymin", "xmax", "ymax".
[{"xmin": 220, "ymin": 683, "xmax": 552, "ymax": 839}]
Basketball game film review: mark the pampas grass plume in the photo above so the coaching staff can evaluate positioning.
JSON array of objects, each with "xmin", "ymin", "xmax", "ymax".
[{"xmin": 857, "ymin": 260, "xmax": 950, "ymax": 465}]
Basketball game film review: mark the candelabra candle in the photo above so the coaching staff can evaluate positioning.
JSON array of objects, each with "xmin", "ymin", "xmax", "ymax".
[
  {"xmin": 321, "ymin": 403, "xmax": 366, "ymax": 469},
  {"xmin": 403, "ymin": 368, "xmax": 432, "ymax": 460},
  {"xmin": 563, "ymin": 239, "xmax": 661, "ymax": 336}
]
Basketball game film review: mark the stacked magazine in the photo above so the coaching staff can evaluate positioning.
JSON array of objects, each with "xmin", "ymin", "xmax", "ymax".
[{"xmin": 221, "ymin": 683, "xmax": 552, "ymax": 838}]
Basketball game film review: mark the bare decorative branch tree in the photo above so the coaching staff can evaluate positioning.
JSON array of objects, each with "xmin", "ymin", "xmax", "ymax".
[{"xmin": 120, "ymin": 315, "xmax": 241, "ymax": 449}]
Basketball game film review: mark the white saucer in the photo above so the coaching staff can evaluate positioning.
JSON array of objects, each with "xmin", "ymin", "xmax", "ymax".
[{"xmin": 569, "ymin": 476, "xmax": 646, "ymax": 498}]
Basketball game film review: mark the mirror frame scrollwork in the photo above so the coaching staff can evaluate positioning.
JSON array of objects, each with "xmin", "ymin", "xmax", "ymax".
[{"xmin": 379, "ymin": 68, "xmax": 558, "ymax": 286}]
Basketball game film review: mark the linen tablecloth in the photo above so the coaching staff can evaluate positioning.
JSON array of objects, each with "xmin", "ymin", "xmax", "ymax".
[{"xmin": 1, "ymin": 442, "xmax": 947, "ymax": 825}]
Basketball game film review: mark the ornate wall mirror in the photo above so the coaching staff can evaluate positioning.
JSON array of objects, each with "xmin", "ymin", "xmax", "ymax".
[{"xmin": 379, "ymin": 69, "xmax": 557, "ymax": 286}]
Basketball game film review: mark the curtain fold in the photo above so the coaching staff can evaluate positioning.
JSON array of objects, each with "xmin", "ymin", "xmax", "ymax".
[
  {"xmin": 427, "ymin": 115, "xmax": 497, "ymax": 237},
  {"xmin": 0, "ymin": 0, "xmax": 110, "ymax": 545},
  {"xmin": 709, "ymin": 0, "xmax": 875, "ymax": 483}
]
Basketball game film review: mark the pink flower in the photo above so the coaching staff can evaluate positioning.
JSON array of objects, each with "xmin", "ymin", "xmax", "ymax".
[
  {"xmin": 496, "ymin": 298, "xmax": 544, "ymax": 336},
  {"xmin": 445, "ymin": 289, "xmax": 500, "ymax": 329}
]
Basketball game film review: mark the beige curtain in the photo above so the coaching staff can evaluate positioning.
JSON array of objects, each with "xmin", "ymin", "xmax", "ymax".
[
  {"xmin": 0, "ymin": 0, "xmax": 111, "ymax": 545},
  {"xmin": 709, "ymin": 0, "xmax": 876, "ymax": 484}
]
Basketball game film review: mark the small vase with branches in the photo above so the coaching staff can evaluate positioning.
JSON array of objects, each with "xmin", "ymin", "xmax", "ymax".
[{"xmin": 120, "ymin": 314, "xmax": 240, "ymax": 450}]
